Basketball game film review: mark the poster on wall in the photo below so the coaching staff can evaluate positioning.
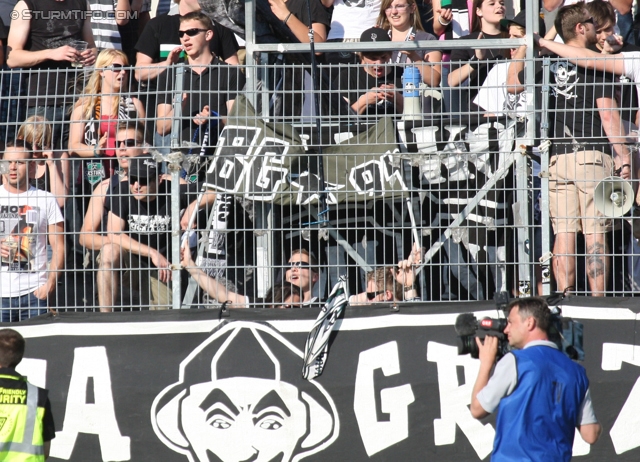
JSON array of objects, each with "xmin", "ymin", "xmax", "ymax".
[{"xmin": 9, "ymin": 299, "xmax": 640, "ymax": 461}]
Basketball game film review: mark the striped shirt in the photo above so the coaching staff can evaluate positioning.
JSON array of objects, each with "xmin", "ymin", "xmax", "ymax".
[{"xmin": 89, "ymin": 0, "xmax": 122, "ymax": 50}]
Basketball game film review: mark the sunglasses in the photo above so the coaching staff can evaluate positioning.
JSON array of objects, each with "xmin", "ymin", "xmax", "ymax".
[
  {"xmin": 178, "ymin": 28, "xmax": 208, "ymax": 38},
  {"xmin": 289, "ymin": 261, "xmax": 311, "ymax": 268},
  {"xmin": 116, "ymin": 138, "xmax": 138, "ymax": 148},
  {"xmin": 581, "ymin": 17, "xmax": 595, "ymax": 25},
  {"xmin": 129, "ymin": 176, "xmax": 149, "ymax": 186},
  {"xmin": 107, "ymin": 63, "xmax": 127, "ymax": 72},
  {"xmin": 366, "ymin": 290, "xmax": 386, "ymax": 301}
]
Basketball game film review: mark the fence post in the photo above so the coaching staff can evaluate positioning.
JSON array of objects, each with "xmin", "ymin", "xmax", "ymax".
[
  {"xmin": 170, "ymin": 63, "xmax": 185, "ymax": 309},
  {"xmin": 539, "ymin": 56, "xmax": 552, "ymax": 296}
]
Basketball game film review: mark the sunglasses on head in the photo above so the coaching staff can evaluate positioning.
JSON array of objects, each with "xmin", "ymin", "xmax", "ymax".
[
  {"xmin": 178, "ymin": 28, "xmax": 208, "ymax": 38},
  {"xmin": 117, "ymin": 138, "xmax": 138, "ymax": 148},
  {"xmin": 290, "ymin": 261, "xmax": 311, "ymax": 268},
  {"xmin": 129, "ymin": 176, "xmax": 149, "ymax": 186},
  {"xmin": 366, "ymin": 290, "xmax": 386, "ymax": 301}
]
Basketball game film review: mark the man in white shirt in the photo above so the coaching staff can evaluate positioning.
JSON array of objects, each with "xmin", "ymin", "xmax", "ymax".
[{"xmin": 0, "ymin": 140, "xmax": 65, "ymax": 322}]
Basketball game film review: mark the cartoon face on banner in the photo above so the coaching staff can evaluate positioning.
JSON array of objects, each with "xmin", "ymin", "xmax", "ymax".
[{"xmin": 151, "ymin": 322, "xmax": 339, "ymax": 462}]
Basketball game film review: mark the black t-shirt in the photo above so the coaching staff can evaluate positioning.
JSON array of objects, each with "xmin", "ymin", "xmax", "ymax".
[
  {"xmin": 109, "ymin": 180, "xmax": 194, "ymax": 267},
  {"xmin": 286, "ymin": 0, "xmax": 331, "ymax": 29},
  {"xmin": 334, "ymin": 65, "xmax": 403, "ymax": 117},
  {"xmin": 449, "ymin": 31, "xmax": 507, "ymax": 104},
  {"xmin": 156, "ymin": 57, "xmax": 245, "ymax": 147},
  {"xmin": 548, "ymin": 57, "xmax": 616, "ymax": 155},
  {"xmin": 282, "ymin": 0, "xmax": 331, "ymax": 63},
  {"xmin": 0, "ymin": 368, "xmax": 55, "ymax": 443},
  {"xmin": 135, "ymin": 14, "xmax": 239, "ymax": 68},
  {"xmin": 0, "ymin": 17, "xmax": 7, "ymax": 40},
  {"xmin": 22, "ymin": 0, "xmax": 86, "ymax": 106}
]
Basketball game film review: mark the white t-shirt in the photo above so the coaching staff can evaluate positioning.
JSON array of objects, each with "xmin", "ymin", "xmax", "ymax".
[
  {"xmin": 622, "ymin": 51, "xmax": 640, "ymax": 111},
  {"xmin": 473, "ymin": 62, "xmax": 528, "ymax": 117},
  {"xmin": 327, "ymin": 0, "xmax": 382, "ymax": 40},
  {"xmin": 623, "ymin": 51, "xmax": 640, "ymax": 82},
  {"xmin": 0, "ymin": 186, "xmax": 64, "ymax": 297}
]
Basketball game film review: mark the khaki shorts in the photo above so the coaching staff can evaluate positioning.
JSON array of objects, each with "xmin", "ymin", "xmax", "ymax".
[
  {"xmin": 96, "ymin": 249, "xmax": 171, "ymax": 309},
  {"xmin": 549, "ymin": 150, "xmax": 614, "ymax": 234}
]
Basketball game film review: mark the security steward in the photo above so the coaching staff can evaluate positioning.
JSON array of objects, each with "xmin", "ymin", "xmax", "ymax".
[{"xmin": 0, "ymin": 328, "xmax": 55, "ymax": 460}]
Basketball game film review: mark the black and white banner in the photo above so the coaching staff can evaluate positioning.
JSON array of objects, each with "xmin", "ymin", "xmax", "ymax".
[{"xmin": 9, "ymin": 299, "xmax": 640, "ymax": 461}]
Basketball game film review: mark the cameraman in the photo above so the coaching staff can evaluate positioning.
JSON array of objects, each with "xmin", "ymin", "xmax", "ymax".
[{"xmin": 470, "ymin": 297, "xmax": 601, "ymax": 460}]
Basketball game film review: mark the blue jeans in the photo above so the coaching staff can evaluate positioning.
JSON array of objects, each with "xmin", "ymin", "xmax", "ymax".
[
  {"xmin": 617, "ymin": 12, "xmax": 635, "ymax": 46},
  {"xmin": 1, "ymin": 292, "xmax": 47, "ymax": 323},
  {"xmin": 153, "ymin": 131, "xmax": 170, "ymax": 174},
  {"xmin": 0, "ymin": 65, "xmax": 25, "ymax": 143}
]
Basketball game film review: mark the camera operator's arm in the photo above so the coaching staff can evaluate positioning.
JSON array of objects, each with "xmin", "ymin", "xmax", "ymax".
[
  {"xmin": 578, "ymin": 422, "xmax": 602, "ymax": 444},
  {"xmin": 471, "ymin": 338, "xmax": 519, "ymax": 420},
  {"xmin": 577, "ymin": 389, "xmax": 602, "ymax": 444},
  {"xmin": 470, "ymin": 336, "xmax": 499, "ymax": 419}
]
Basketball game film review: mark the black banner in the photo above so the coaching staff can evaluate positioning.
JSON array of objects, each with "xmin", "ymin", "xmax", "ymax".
[{"xmin": 9, "ymin": 298, "xmax": 640, "ymax": 461}]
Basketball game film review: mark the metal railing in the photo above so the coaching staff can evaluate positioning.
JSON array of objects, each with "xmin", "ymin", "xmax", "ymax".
[{"xmin": 0, "ymin": 48, "xmax": 638, "ymax": 318}]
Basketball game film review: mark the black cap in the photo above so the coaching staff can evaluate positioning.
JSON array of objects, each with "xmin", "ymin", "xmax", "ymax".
[
  {"xmin": 360, "ymin": 27, "xmax": 391, "ymax": 43},
  {"xmin": 127, "ymin": 156, "xmax": 159, "ymax": 179},
  {"xmin": 501, "ymin": 10, "xmax": 546, "ymax": 37}
]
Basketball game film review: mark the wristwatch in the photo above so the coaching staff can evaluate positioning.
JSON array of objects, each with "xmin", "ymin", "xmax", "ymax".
[{"xmin": 468, "ymin": 55, "xmax": 479, "ymax": 71}]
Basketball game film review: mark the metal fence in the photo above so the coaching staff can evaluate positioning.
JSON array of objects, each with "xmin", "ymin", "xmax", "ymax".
[{"xmin": 0, "ymin": 49, "xmax": 639, "ymax": 318}]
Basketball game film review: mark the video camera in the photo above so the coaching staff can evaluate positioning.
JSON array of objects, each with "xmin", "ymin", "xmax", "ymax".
[{"xmin": 455, "ymin": 292, "xmax": 584, "ymax": 361}]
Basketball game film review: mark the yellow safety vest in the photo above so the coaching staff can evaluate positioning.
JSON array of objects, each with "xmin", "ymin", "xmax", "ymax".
[{"xmin": 0, "ymin": 374, "xmax": 45, "ymax": 462}]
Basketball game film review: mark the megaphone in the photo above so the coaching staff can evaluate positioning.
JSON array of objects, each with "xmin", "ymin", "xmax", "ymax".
[
  {"xmin": 594, "ymin": 176, "xmax": 634, "ymax": 217},
  {"xmin": 402, "ymin": 66, "xmax": 422, "ymax": 121}
]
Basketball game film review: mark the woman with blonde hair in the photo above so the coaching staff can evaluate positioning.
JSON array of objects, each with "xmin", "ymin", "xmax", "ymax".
[
  {"xmin": 69, "ymin": 49, "xmax": 145, "ymax": 190},
  {"xmin": 17, "ymin": 116, "xmax": 70, "ymax": 208},
  {"xmin": 377, "ymin": 0, "xmax": 442, "ymax": 88}
]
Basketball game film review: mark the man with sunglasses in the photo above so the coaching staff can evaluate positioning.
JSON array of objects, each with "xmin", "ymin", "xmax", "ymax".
[
  {"xmin": 80, "ymin": 121, "xmax": 146, "ymax": 254},
  {"xmin": 349, "ymin": 244, "xmax": 421, "ymax": 304},
  {"xmin": 540, "ymin": 2, "xmax": 632, "ymax": 297},
  {"xmin": 80, "ymin": 121, "xmax": 147, "ymax": 308},
  {"xmin": 101, "ymin": 155, "xmax": 212, "ymax": 310},
  {"xmin": 135, "ymin": 0, "xmax": 239, "ymax": 155},
  {"xmin": 156, "ymin": 11, "xmax": 245, "ymax": 164}
]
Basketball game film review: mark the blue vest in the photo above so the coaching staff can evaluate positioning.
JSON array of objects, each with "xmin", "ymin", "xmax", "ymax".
[{"xmin": 492, "ymin": 345, "xmax": 589, "ymax": 462}]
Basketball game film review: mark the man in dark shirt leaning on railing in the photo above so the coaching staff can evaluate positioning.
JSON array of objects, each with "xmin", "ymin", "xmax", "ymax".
[
  {"xmin": 155, "ymin": 11, "xmax": 245, "ymax": 158},
  {"xmin": 101, "ymin": 156, "xmax": 215, "ymax": 311}
]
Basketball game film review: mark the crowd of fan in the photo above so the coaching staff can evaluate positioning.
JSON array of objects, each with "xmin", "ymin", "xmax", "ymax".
[{"xmin": 0, "ymin": 0, "xmax": 639, "ymax": 320}]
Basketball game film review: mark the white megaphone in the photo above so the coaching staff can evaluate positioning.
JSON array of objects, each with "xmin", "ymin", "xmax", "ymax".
[{"xmin": 594, "ymin": 176, "xmax": 634, "ymax": 217}]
